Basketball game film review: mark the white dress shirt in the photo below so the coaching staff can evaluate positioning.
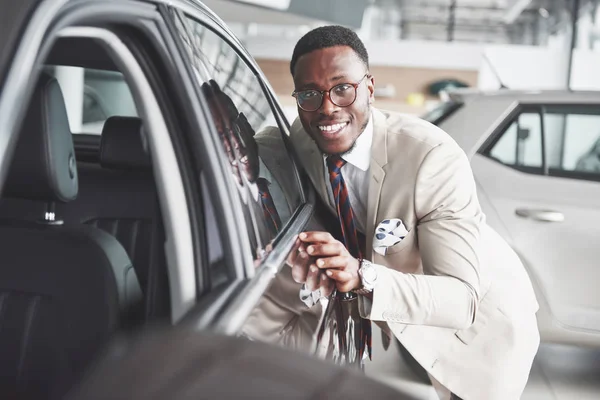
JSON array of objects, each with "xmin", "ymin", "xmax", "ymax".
[{"xmin": 323, "ymin": 114, "xmax": 373, "ymax": 234}]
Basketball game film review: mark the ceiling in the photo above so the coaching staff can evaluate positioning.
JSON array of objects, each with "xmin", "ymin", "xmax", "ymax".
[
  {"xmin": 201, "ymin": 0, "xmax": 326, "ymax": 25},
  {"xmin": 203, "ymin": 0, "xmax": 592, "ymax": 45}
]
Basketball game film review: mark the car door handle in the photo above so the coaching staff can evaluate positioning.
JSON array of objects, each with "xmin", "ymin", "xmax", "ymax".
[{"xmin": 515, "ymin": 208, "xmax": 565, "ymax": 222}]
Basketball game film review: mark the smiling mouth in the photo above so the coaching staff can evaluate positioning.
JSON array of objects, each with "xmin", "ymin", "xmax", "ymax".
[{"xmin": 317, "ymin": 122, "xmax": 349, "ymax": 137}]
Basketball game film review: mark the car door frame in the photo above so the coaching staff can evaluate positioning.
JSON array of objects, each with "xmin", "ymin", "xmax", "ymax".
[
  {"xmin": 0, "ymin": 0, "xmax": 212, "ymax": 323},
  {"xmin": 160, "ymin": 1, "xmax": 317, "ymax": 334}
]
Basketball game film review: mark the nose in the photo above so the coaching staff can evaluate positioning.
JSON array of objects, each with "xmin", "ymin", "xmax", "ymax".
[{"xmin": 319, "ymin": 91, "xmax": 339, "ymax": 116}]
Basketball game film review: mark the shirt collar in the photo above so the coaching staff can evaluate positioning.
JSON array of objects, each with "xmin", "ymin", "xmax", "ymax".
[{"xmin": 337, "ymin": 113, "xmax": 373, "ymax": 172}]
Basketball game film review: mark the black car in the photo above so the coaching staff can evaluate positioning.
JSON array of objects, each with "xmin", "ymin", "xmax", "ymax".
[{"xmin": 0, "ymin": 1, "xmax": 421, "ymax": 399}]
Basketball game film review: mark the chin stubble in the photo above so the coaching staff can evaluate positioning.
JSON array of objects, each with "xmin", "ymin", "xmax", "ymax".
[{"xmin": 323, "ymin": 113, "xmax": 370, "ymax": 157}]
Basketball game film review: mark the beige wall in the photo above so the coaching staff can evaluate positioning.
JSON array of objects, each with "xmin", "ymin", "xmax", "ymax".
[{"xmin": 255, "ymin": 58, "xmax": 479, "ymax": 106}]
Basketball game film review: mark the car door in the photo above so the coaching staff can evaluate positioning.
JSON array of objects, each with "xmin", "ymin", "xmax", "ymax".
[
  {"xmin": 471, "ymin": 104, "xmax": 600, "ymax": 340},
  {"xmin": 0, "ymin": 0, "xmax": 311, "ymax": 328},
  {"xmin": 159, "ymin": 1, "xmax": 320, "ymax": 334}
]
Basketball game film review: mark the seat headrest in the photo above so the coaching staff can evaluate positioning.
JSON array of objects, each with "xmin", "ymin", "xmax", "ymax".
[
  {"xmin": 100, "ymin": 116, "xmax": 150, "ymax": 170},
  {"xmin": 4, "ymin": 73, "xmax": 78, "ymax": 202}
]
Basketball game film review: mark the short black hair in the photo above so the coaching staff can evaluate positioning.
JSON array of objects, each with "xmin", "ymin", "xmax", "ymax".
[{"xmin": 290, "ymin": 25, "xmax": 369, "ymax": 76}]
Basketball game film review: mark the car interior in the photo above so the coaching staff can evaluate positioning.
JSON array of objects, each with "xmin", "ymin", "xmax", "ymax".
[{"xmin": 0, "ymin": 37, "xmax": 172, "ymax": 399}]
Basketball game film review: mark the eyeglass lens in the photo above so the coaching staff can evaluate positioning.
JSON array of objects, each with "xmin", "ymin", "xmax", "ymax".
[{"xmin": 297, "ymin": 83, "xmax": 357, "ymax": 111}]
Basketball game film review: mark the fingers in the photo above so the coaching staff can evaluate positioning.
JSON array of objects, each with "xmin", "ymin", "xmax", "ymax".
[
  {"xmin": 315, "ymin": 255, "xmax": 351, "ymax": 270},
  {"xmin": 286, "ymin": 238, "xmax": 303, "ymax": 265},
  {"xmin": 319, "ymin": 272, "xmax": 334, "ymax": 297},
  {"xmin": 305, "ymin": 264, "xmax": 320, "ymax": 292},
  {"xmin": 286, "ymin": 240, "xmax": 299, "ymax": 266},
  {"xmin": 289, "ymin": 233, "xmax": 358, "ymax": 293},
  {"xmin": 324, "ymin": 269, "xmax": 357, "ymax": 292},
  {"xmin": 288, "ymin": 238, "xmax": 312, "ymax": 284},
  {"xmin": 306, "ymin": 242, "xmax": 348, "ymax": 258},
  {"xmin": 298, "ymin": 231, "xmax": 335, "ymax": 244},
  {"xmin": 290, "ymin": 250, "xmax": 311, "ymax": 283}
]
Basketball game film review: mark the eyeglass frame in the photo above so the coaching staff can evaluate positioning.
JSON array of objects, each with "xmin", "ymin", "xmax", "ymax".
[{"xmin": 291, "ymin": 73, "xmax": 371, "ymax": 112}]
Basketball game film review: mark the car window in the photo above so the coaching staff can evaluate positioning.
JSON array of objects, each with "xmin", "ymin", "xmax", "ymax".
[
  {"xmin": 47, "ymin": 66, "xmax": 137, "ymax": 134},
  {"xmin": 483, "ymin": 106, "xmax": 600, "ymax": 181},
  {"xmin": 171, "ymin": 12, "xmax": 303, "ymax": 270},
  {"xmin": 487, "ymin": 112, "xmax": 543, "ymax": 171},
  {"xmin": 421, "ymin": 100, "xmax": 462, "ymax": 126},
  {"xmin": 544, "ymin": 107, "xmax": 600, "ymax": 177}
]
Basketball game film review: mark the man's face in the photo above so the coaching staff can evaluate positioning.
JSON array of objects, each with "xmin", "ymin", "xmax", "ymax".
[{"xmin": 293, "ymin": 46, "xmax": 374, "ymax": 155}]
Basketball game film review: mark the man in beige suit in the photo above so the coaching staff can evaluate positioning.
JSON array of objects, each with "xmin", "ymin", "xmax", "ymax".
[{"xmin": 244, "ymin": 25, "xmax": 540, "ymax": 399}]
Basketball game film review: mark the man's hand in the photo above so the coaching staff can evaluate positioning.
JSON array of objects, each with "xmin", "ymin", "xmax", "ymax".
[
  {"xmin": 298, "ymin": 232, "xmax": 361, "ymax": 293},
  {"xmin": 286, "ymin": 236, "xmax": 334, "ymax": 297}
]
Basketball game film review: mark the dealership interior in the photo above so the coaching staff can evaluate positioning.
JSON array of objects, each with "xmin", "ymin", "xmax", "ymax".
[
  {"xmin": 4, "ymin": 0, "xmax": 600, "ymax": 399},
  {"xmin": 199, "ymin": 0, "xmax": 600, "ymax": 399}
]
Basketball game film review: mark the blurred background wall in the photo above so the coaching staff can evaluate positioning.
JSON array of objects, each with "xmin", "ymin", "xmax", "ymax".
[{"xmin": 202, "ymin": 0, "xmax": 600, "ymax": 119}]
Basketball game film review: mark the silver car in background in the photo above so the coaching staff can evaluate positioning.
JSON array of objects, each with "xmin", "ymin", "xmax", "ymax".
[{"xmin": 425, "ymin": 89, "xmax": 600, "ymax": 347}]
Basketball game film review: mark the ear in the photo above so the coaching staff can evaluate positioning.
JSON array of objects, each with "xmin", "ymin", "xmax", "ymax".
[{"xmin": 367, "ymin": 75, "xmax": 375, "ymax": 104}]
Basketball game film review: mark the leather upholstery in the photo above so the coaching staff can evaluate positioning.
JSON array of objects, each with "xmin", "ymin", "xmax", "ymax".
[
  {"xmin": 100, "ymin": 116, "xmax": 150, "ymax": 170},
  {"xmin": 75, "ymin": 115, "xmax": 156, "ymax": 292},
  {"xmin": 0, "ymin": 73, "xmax": 142, "ymax": 399},
  {"xmin": 86, "ymin": 216, "xmax": 153, "ymax": 291},
  {"xmin": 3, "ymin": 73, "xmax": 78, "ymax": 202},
  {"xmin": 0, "ymin": 222, "xmax": 122, "ymax": 399}
]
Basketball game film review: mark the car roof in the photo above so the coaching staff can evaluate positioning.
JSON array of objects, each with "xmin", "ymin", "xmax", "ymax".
[
  {"xmin": 0, "ymin": 0, "xmax": 244, "ymax": 78},
  {"xmin": 0, "ymin": 0, "xmax": 42, "ymax": 90},
  {"xmin": 438, "ymin": 88, "xmax": 600, "ymax": 157},
  {"xmin": 447, "ymin": 88, "xmax": 600, "ymax": 103}
]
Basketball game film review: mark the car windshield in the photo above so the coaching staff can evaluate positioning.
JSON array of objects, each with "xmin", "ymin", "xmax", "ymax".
[{"xmin": 421, "ymin": 100, "xmax": 462, "ymax": 126}]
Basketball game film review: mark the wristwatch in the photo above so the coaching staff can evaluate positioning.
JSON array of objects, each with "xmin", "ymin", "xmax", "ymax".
[{"xmin": 354, "ymin": 259, "xmax": 377, "ymax": 296}]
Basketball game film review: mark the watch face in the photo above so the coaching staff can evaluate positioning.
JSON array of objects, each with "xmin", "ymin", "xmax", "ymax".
[{"xmin": 362, "ymin": 265, "xmax": 377, "ymax": 284}]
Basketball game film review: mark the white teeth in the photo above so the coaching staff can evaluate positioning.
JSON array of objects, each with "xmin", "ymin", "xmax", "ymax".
[{"xmin": 318, "ymin": 122, "xmax": 347, "ymax": 132}]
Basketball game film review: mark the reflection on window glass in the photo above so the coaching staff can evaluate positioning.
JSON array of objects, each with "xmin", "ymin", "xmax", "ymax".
[
  {"xmin": 489, "ymin": 112, "xmax": 542, "ymax": 169},
  {"xmin": 487, "ymin": 107, "xmax": 600, "ymax": 179},
  {"xmin": 544, "ymin": 112, "xmax": 600, "ymax": 174},
  {"xmin": 183, "ymin": 23, "xmax": 271, "ymax": 130},
  {"xmin": 173, "ymin": 13, "xmax": 302, "ymax": 269},
  {"xmin": 83, "ymin": 87, "xmax": 108, "ymax": 124},
  {"xmin": 574, "ymin": 137, "xmax": 600, "ymax": 173}
]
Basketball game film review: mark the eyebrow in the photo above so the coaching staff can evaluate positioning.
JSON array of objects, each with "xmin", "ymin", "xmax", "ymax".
[
  {"xmin": 297, "ymin": 75, "xmax": 350, "ymax": 91},
  {"xmin": 330, "ymin": 75, "xmax": 348, "ymax": 82}
]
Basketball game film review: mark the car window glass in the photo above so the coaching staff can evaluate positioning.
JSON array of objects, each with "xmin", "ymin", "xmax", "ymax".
[
  {"xmin": 544, "ymin": 110, "xmax": 600, "ymax": 175},
  {"xmin": 172, "ymin": 12, "xmax": 303, "ymax": 270},
  {"xmin": 48, "ymin": 66, "xmax": 137, "ymax": 134},
  {"xmin": 488, "ymin": 112, "xmax": 542, "ymax": 169},
  {"xmin": 421, "ymin": 100, "xmax": 462, "ymax": 126}
]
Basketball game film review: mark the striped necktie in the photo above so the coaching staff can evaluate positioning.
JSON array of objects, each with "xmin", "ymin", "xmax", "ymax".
[
  {"xmin": 325, "ymin": 155, "xmax": 371, "ymax": 364},
  {"xmin": 326, "ymin": 155, "xmax": 362, "ymax": 259},
  {"xmin": 256, "ymin": 177, "xmax": 282, "ymax": 235}
]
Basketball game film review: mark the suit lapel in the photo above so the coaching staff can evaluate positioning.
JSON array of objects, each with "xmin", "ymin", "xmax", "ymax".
[
  {"xmin": 290, "ymin": 118, "xmax": 335, "ymax": 214},
  {"xmin": 365, "ymin": 109, "xmax": 388, "ymax": 257},
  {"xmin": 290, "ymin": 110, "xmax": 389, "ymax": 249}
]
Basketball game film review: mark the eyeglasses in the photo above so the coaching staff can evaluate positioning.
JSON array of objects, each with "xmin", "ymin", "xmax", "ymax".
[{"xmin": 292, "ymin": 73, "xmax": 370, "ymax": 112}]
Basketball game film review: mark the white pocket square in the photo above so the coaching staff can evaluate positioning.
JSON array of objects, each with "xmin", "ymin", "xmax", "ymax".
[{"xmin": 373, "ymin": 219, "xmax": 408, "ymax": 256}]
